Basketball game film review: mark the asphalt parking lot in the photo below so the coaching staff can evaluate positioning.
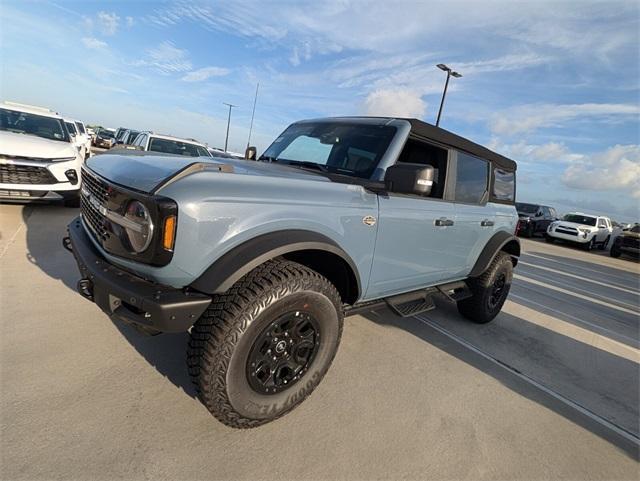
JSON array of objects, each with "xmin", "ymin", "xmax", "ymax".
[{"xmin": 1, "ymin": 203, "xmax": 638, "ymax": 480}]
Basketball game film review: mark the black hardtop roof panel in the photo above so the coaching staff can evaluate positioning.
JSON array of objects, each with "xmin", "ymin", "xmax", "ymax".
[
  {"xmin": 296, "ymin": 116, "xmax": 517, "ymax": 171},
  {"xmin": 406, "ymin": 118, "xmax": 517, "ymax": 171}
]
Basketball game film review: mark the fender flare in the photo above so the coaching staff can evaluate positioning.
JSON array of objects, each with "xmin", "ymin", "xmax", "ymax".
[
  {"xmin": 469, "ymin": 231, "xmax": 521, "ymax": 278},
  {"xmin": 190, "ymin": 230, "xmax": 361, "ymax": 296}
]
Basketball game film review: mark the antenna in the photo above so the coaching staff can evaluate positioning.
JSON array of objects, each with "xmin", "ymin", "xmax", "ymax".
[{"xmin": 247, "ymin": 82, "xmax": 259, "ymax": 149}]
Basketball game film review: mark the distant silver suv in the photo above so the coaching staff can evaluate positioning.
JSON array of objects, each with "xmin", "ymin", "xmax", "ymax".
[{"xmin": 65, "ymin": 117, "xmax": 520, "ymax": 427}]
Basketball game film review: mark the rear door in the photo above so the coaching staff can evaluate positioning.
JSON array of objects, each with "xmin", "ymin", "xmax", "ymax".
[{"xmin": 451, "ymin": 151, "xmax": 495, "ymax": 277}]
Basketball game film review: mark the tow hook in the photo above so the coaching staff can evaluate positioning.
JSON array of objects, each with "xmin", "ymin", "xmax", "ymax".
[
  {"xmin": 77, "ymin": 278, "xmax": 94, "ymax": 301},
  {"xmin": 62, "ymin": 236, "xmax": 73, "ymax": 253}
]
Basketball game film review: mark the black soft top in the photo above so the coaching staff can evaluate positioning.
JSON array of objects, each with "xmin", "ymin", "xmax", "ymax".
[{"xmin": 406, "ymin": 118, "xmax": 517, "ymax": 172}]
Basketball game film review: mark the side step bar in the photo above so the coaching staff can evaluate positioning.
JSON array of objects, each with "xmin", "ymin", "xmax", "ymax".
[{"xmin": 344, "ymin": 281, "xmax": 472, "ymax": 318}]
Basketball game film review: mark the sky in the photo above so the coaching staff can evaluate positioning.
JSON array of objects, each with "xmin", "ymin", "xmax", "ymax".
[{"xmin": 1, "ymin": 0, "xmax": 639, "ymax": 221}]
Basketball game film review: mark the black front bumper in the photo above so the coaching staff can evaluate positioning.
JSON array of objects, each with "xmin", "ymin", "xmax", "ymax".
[{"xmin": 64, "ymin": 216, "xmax": 211, "ymax": 332}]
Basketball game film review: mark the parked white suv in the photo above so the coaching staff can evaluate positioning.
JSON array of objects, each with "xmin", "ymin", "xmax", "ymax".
[
  {"xmin": 64, "ymin": 118, "xmax": 89, "ymax": 160},
  {"xmin": 0, "ymin": 102, "xmax": 83, "ymax": 206},
  {"xmin": 546, "ymin": 212, "xmax": 613, "ymax": 251},
  {"xmin": 126, "ymin": 132, "xmax": 212, "ymax": 157}
]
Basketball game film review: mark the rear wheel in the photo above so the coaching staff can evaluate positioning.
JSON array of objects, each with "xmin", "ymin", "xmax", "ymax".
[
  {"xmin": 457, "ymin": 252, "xmax": 513, "ymax": 324},
  {"xmin": 545, "ymin": 235, "xmax": 555, "ymax": 243},
  {"xmin": 187, "ymin": 259, "xmax": 343, "ymax": 428}
]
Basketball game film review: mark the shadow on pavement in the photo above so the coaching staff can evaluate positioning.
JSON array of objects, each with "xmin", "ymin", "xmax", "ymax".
[
  {"xmin": 361, "ymin": 305, "xmax": 640, "ymax": 461},
  {"xmin": 113, "ymin": 320, "xmax": 197, "ymax": 398},
  {"xmin": 22, "ymin": 203, "xmax": 80, "ymax": 291}
]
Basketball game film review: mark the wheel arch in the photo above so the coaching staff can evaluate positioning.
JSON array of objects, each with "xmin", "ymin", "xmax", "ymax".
[
  {"xmin": 469, "ymin": 231, "xmax": 520, "ymax": 278},
  {"xmin": 190, "ymin": 230, "xmax": 361, "ymax": 304}
]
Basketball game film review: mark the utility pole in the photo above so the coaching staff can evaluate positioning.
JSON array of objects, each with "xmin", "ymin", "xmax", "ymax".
[
  {"xmin": 435, "ymin": 64, "xmax": 462, "ymax": 127},
  {"xmin": 246, "ymin": 83, "xmax": 259, "ymax": 150},
  {"xmin": 223, "ymin": 102, "xmax": 237, "ymax": 152}
]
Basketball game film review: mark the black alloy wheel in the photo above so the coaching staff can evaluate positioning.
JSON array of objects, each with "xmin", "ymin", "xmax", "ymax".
[
  {"xmin": 247, "ymin": 311, "xmax": 320, "ymax": 395},
  {"xmin": 487, "ymin": 273, "xmax": 507, "ymax": 310}
]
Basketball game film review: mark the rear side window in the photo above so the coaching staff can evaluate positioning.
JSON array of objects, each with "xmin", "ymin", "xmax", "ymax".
[
  {"xmin": 492, "ymin": 167, "xmax": 515, "ymax": 202},
  {"xmin": 455, "ymin": 152, "xmax": 488, "ymax": 204}
]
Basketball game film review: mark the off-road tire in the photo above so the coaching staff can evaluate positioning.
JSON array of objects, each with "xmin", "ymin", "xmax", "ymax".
[
  {"xmin": 610, "ymin": 244, "xmax": 622, "ymax": 258},
  {"xmin": 187, "ymin": 259, "xmax": 343, "ymax": 428},
  {"xmin": 545, "ymin": 235, "xmax": 555, "ymax": 243},
  {"xmin": 457, "ymin": 252, "xmax": 513, "ymax": 324},
  {"xmin": 599, "ymin": 235, "xmax": 610, "ymax": 250}
]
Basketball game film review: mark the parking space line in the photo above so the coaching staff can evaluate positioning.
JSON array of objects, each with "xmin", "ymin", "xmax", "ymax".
[
  {"xmin": 524, "ymin": 252, "xmax": 640, "ymax": 283},
  {"xmin": 514, "ymin": 274, "xmax": 640, "ymax": 316},
  {"xmin": 414, "ymin": 315, "xmax": 640, "ymax": 446},
  {"xmin": 519, "ymin": 261, "xmax": 640, "ymax": 296},
  {"xmin": 509, "ymin": 293, "xmax": 639, "ymax": 347},
  {"xmin": 502, "ymin": 301, "xmax": 640, "ymax": 363}
]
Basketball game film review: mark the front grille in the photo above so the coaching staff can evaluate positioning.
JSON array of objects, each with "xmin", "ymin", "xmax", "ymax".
[
  {"xmin": 80, "ymin": 169, "xmax": 109, "ymax": 242},
  {"xmin": 0, "ymin": 163, "xmax": 57, "ymax": 185},
  {"xmin": 556, "ymin": 228, "xmax": 578, "ymax": 236},
  {"xmin": 0, "ymin": 189, "xmax": 47, "ymax": 198},
  {"xmin": 622, "ymin": 236, "xmax": 640, "ymax": 248}
]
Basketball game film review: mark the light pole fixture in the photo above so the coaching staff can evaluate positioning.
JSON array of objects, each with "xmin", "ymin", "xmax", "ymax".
[
  {"xmin": 435, "ymin": 63, "xmax": 462, "ymax": 127},
  {"xmin": 223, "ymin": 102, "xmax": 237, "ymax": 152}
]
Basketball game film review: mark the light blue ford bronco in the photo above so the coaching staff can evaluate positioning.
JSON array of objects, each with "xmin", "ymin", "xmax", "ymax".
[{"xmin": 64, "ymin": 117, "xmax": 519, "ymax": 428}]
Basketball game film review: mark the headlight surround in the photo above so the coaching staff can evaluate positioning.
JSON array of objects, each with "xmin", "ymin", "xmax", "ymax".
[
  {"xmin": 578, "ymin": 227, "xmax": 591, "ymax": 234},
  {"xmin": 123, "ymin": 200, "xmax": 154, "ymax": 253}
]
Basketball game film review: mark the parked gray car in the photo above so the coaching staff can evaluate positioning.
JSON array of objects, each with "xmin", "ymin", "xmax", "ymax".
[{"xmin": 64, "ymin": 117, "xmax": 520, "ymax": 428}]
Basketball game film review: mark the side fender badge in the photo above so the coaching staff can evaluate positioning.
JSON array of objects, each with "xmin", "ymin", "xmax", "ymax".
[{"xmin": 363, "ymin": 215, "xmax": 377, "ymax": 226}]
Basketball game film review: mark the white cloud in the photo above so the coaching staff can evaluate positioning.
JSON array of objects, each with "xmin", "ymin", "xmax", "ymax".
[
  {"xmin": 81, "ymin": 37, "xmax": 108, "ymax": 50},
  {"xmin": 491, "ymin": 103, "xmax": 640, "ymax": 136},
  {"xmin": 97, "ymin": 11, "xmax": 119, "ymax": 36},
  {"xmin": 363, "ymin": 89, "xmax": 426, "ymax": 118},
  {"xmin": 125, "ymin": 16, "xmax": 134, "ymax": 28},
  {"xmin": 181, "ymin": 66, "xmax": 231, "ymax": 82},
  {"xmin": 133, "ymin": 41, "xmax": 192, "ymax": 74},
  {"xmin": 488, "ymin": 139, "xmax": 584, "ymax": 164},
  {"xmin": 562, "ymin": 145, "xmax": 640, "ymax": 196}
]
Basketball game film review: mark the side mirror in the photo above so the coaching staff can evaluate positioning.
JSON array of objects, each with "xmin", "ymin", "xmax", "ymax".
[
  {"xmin": 384, "ymin": 163, "xmax": 435, "ymax": 196},
  {"xmin": 245, "ymin": 146, "xmax": 257, "ymax": 160}
]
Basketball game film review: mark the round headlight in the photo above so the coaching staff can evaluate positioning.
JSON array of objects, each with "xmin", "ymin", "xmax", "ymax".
[{"xmin": 124, "ymin": 200, "xmax": 153, "ymax": 253}]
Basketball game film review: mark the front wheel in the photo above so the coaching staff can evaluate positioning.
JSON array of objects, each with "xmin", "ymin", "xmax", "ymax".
[
  {"xmin": 545, "ymin": 235, "xmax": 555, "ymax": 243},
  {"xmin": 582, "ymin": 238, "xmax": 596, "ymax": 251},
  {"xmin": 187, "ymin": 259, "xmax": 343, "ymax": 428},
  {"xmin": 599, "ymin": 235, "xmax": 610, "ymax": 250},
  {"xmin": 457, "ymin": 252, "xmax": 513, "ymax": 324},
  {"xmin": 610, "ymin": 244, "xmax": 622, "ymax": 258}
]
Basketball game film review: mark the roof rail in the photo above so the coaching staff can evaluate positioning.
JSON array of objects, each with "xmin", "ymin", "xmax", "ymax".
[{"xmin": 3, "ymin": 101, "xmax": 58, "ymax": 114}]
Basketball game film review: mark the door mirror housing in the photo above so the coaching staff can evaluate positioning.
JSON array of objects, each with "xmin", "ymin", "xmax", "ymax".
[
  {"xmin": 245, "ymin": 146, "xmax": 257, "ymax": 160},
  {"xmin": 384, "ymin": 163, "xmax": 435, "ymax": 196}
]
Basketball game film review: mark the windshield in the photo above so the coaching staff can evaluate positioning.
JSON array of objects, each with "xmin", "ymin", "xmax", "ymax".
[
  {"xmin": 259, "ymin": 122, "xmax": 397, "ymax": 179},
  {"xmin": 630, "ymin": 225, "xmax": 640, "ymax": 233},
  {"xmin": 148, "ymin": 138, "xmax": 211, "ymax": 157},
  {"xmin": 516, "ymin": 203, "xmax": 538, "ymax": 214},
  {"xmin": 125, "ymin": 131, "xmax": 140, "ymax": 144},
  {"xmin": 98, "ymin": 130, "xmax": 114, "ymax": 139},
  {"xmin": 75, "ymin": 122, "xmax": 85, "ymax": 134},
  {"xmin": 0, "ymin": 108, "xmax": 70, "ymax": 142},
  {"xmin": 65, "ymin": 122, "xmax": 77, "ymax": 135},
  {"xmin": 563, "ymin": 214, "xmax": 597, "ymax": 226}
]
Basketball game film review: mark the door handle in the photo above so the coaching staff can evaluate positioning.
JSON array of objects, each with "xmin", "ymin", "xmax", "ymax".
[
  {"xmin": 481, "ymin": 219, "xmax": 494, "ymax": 227},
  {"xmin": 435, "ymin": 218, "xmax": 454, "ymax": 227}
]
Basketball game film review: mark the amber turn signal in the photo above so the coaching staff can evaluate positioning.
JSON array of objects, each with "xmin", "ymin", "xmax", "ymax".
[{"xmin": 162, "ymin": 215, "xmax": 176, "ymax": 251}]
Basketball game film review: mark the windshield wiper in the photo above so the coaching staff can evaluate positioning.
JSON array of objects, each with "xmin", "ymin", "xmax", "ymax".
[{"xmin": 285, "ymin": 160, "xmax": 328, "ymax": 172}]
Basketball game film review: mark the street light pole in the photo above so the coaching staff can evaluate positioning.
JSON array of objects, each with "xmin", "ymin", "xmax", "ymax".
[
  {"xmin": 246, "ymin": 83, "xmax": 259, "ymax": 150},
  {"xmin": 223, "ymin": 102, "xmax": 237, "ymax": 152},
  {"xmin": 435, "ymin": 64, "xmax": 462, "ymax": 127}
]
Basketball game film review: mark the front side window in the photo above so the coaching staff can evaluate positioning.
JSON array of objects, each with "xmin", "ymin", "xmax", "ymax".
[
  {"xmin": 148, "ymin": 138, "xmax": 210, "ymax": 157},
  {"xmin": 65, "ymin": 122, "xmax": 77, "ymax": 135},
  {"xmin": 260, "ymin": 122, "xmax": 397, "ymax": 179},
  {"xmin": 492, "ymin": 167, "xmax": 515, "ymax": 202},
  {"xmin": 563, "ymin": 214, "xmax": 597, "ymax": 226},
  {"xmin": 75, "ymin": 122, "xmax": 86, "ymax": 134},
  {"xmin": 454, "ymin": 152, "xmax": 488, "ymax": 204}
]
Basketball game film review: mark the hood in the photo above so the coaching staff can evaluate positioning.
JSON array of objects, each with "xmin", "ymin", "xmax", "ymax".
[
  {"xmin": 0, "ymin": 130, "xmax": 76, "ymax": 159},
  {"xmin": 86, "ymin": 152, "xmax": 330, "ymax": 193},
  {"xmin": 621, "ymin": 230, "xmax": 640, "ymax": 239},
  {"xmin": 555, "ymin": 220, "xmax": 596, "ymax": 230}
]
